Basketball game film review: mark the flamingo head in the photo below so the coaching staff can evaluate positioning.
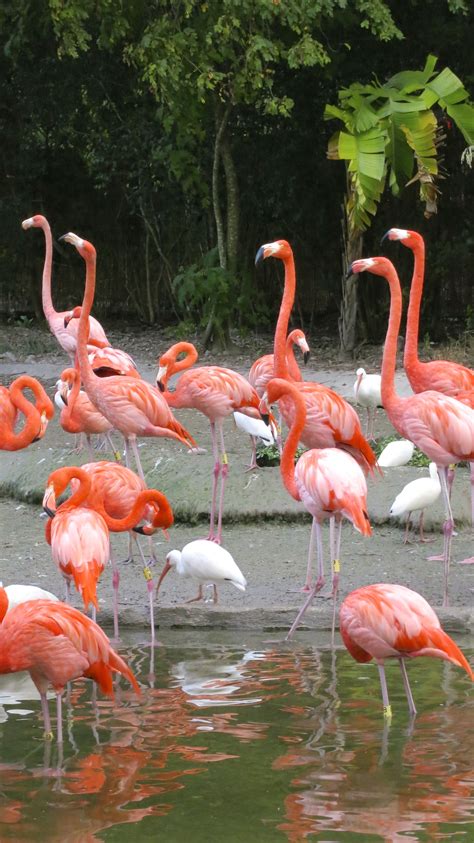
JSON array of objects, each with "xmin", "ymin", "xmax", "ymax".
[
  {"xmin": 21, "ymin": 214, "xmax": 47, "ymax": 230},
  {"xmin": 60, "ymin": 232, "xmax": 96, "ymax": 262},
  {"xmin": 42, "ymin": 483, "xmax": 57, "ymax": 518},
  {"xmin": 380, "ymin": 228, "xmax": 422, "ymax": 249},
  {"xmin": 292, "ymin": 330, "xmax": 310, "ymax": 364},
  {"xmin": 64, "ymin": 305, "xmax": 82, "ymax": 328},
  {"xmin": 155, "ymin": 549, "xmax": 181, "ymax": 595},
  {"xmin": 347, "ymin": 257, "xmax": 395, "ymax": 279},
  {"xmin": 255, "ymin": 239, "xmax": 292, "ymax": 265}
]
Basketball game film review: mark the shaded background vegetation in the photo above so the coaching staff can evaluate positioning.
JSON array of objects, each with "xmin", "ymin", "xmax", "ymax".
[{"xmin": 1, "ymin": 0, "xmax": 473, "ymax": 352}]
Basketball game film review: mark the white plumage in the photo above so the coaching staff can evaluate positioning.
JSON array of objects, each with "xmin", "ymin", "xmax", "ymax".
[
  {"xmin": 233, "ymin": 411, "xmax": 274, "ymax": 444},
  {"xmin": 2, "ymin": 583, "xmax": 59, "ymax": 612},
  {"xmin": 156, "ymin": 539, "xmax": 247, "ymax": 603},
  {"xmin": 389, "ymin": 463, "xmax": 441, "ymax": 542},
  {"xmin": 353, "ymin": 368, "xmax": 382, "ymax": 440},
  {"xmin": 378, "ymin": 438, "xmax": 415, "ymax": 467}
]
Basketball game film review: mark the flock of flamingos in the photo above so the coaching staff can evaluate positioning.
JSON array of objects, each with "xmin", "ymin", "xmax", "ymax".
[{"xmin": 0, "ymin": 215, "xmax": 473, "ymax": 742}]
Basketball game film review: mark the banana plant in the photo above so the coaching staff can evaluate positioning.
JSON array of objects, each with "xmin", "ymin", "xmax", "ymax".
[{"xmin": 325, "ymin": 55, "xmax": 474, "ymax": 354}]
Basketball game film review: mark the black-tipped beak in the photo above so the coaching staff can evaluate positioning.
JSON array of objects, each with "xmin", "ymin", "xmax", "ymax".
[
  {"xmin": 345, "ymin": 264, "xmax": 355, "ymax": 279},
  {"xmin": 255, "ymin": 245, "xmax": 265, "ymax": 266},
  {"xmin": 303, "ymin": 351, "xmax": 310, "ymax": 365},
  {"xmin": 380, "ymin": 230, "xmax": 390, "ymax": 245},
  {"xmin": 157, "ymin": 380, "xmax": 165, "ymax": 393},
  {"xmin": 58, "ymin": 234, "xmax": 67, "ymax": 243},
  {"xmin": 43, "ymin": 504, "xmax": 56, "ymax": 519},
  {"xmin": 133, "ymin": 525, "xmax": 147, "ymax": 535},
  {"xmin": 261, "ymin": 412, "xmax": 270, "ymax": 426}
]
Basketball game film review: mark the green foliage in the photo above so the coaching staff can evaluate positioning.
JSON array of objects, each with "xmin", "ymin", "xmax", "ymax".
[
  {"xmin": 256, "ymin": 443, "xmax": 306, "ymax": 467},
  {"xmin": 172, "ymin": 248, "xmax": 234, "ymax": 340},
  {"xmin": 325, "ymin": 54, "xmax": 474, "ymax": 232}
]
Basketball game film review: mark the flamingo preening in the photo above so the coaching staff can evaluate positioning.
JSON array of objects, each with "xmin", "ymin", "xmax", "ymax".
[
  {"xmin": 60, "ymin": 233, "xmax": 196, "ymax": 481},
  {"xmin": 0, "ymin": 376, "xmax": 54, "ymax": 450},
  {"xmin": 55, "ymin": 367, "xmax": 117, "ymax": 460},
  {"xmin": 349, "ymin": 257, "xmax": 474, "ymax": 605},
  {"xmin": 0, "ymin": 593, "xmax": 139, "ymax": 742},
  {"xmin": 261, "ymin": 378, "xmax": 371, "ymax": 641},
  {"xmin": 340, "ymin": 583, "xmax": 473, "ymax": 718},
  {"xmin": 156, "ymin": 341, "xmax": 262, "ymax": 543},
  {"xmin": 255, "ymin": 240, "xmax": 377, "ymax": 475}
]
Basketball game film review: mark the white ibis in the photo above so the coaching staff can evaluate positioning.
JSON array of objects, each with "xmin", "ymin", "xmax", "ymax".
[
  {"xmin": 378, "ymin": 438, "xmax": 414, "ymax": 467},
  {"xmin": 156, "ymin": 539, "xmax": 247, "ymax": 604},
  {"xmin": 389, "ymin": 463, "xmax": 441, "ymax": 542},
  {"xmin": 353, "ymin": 368, "xmax": 382, "ymax": 440},
  {"xmin": 233, "ymin": 410, "xmax": 275, "ymax": 470}
]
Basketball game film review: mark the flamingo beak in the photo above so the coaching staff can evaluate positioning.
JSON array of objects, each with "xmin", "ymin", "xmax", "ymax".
[
  {"xmin": 64, "ymin": 312, "xmax": 72, "ymax": 329},
  {"xmin": 345, "ymin": 264, "xmax": 355, "ymax": 279},
  {"xmin": 34, "ymin": 411, "xmax": 49, "ymax": 441},
  {"xmin": 42, "ymin": 484, "xmax": 57, "ymax": 518},
  {"xmin": 303, "ymin": 351, "xmax": 310, "ymax": 365},
  {"xmin": 255, "ymin": 245, "xmax": 266, "ymax": 265},
  {"xmin": 155, "ymin": 559, "xmax": 172, "ymax": 595},
  {"xmin": 156, "ymin": 365, "xmax": 168, "ymax": 392},
  {"xmin": 21, "ymin": 217, "xmax": 34, "ymax": 230}
]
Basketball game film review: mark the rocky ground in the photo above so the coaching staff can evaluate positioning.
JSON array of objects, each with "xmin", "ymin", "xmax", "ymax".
[{"xmin": 0, "ymin": 324, "xmax": 473, "ymax": 634}]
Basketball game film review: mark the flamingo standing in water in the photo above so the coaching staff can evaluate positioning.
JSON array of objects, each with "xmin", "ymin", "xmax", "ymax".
[
  {"xmin": 261, "ymin": 378, "xmax": 371, "ymax": 641},
  {"xmin": 60, "ymin": 233, "xmax": 196, "ymax": 481},
  {"xmin": 55, "ymin": 367, "xmax": 117, "ymax": 459},
  {"xmin": 156, "ymin": 341, "xmax": 262, "ymax": 543},
  {"xmin": 383, "ymin": 227, "xmax": 474, "ymax": 524},
  {"xmin": 349, "ymin": 257, "xmax": 474, "ymax": 603},
  {"xmin": 255, "ymin": 241, "xmax": 377, "ymax": 475},
  {"xmin": 0, "ymin": 375, "xmax": 54, "ymax": 450},
  {"xmin": 45, "ymin": 464, "xmax": 173, "ymax": 641},
  {"xmin": 340, "ymin": 583, "xmax": 473, "ymax": 718},
  {"xmin": 0, "ymin": 595, "xmax": 139, "ymax": 742},
  {"xmin": 22, "ymin": 215, "xmax": 108, "ymax": 358}
]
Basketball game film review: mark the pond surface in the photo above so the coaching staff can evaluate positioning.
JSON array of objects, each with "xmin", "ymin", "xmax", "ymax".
[{"xmin": 0, "ymin": 631, "xmax": 473, "ymax": 842}]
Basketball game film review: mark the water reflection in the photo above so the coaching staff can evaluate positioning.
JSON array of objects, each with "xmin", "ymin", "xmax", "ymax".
[{"xmin": 0, "ymin": 636, "xmax": 472, "ymax": 841}]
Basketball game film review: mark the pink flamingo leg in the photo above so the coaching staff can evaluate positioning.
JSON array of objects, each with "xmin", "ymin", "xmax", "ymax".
[
  {"xmin": 246, "ymin": 436, "xmax": 258, "ymax": 472},
  {"xmin": 40, "ymin": 692, "xmax": 53, "ymax": 739},
  {"xmin": 207, "ymin": 422, "xmax": 220, "ymax": 541},
  {"xmin": 130, "ymin": 435, "xmax": 146, "ymax": 483},
  {"xmin": 377, "ymin": 663, "xmax": 392, "ymax": 719},
  {"xmin": 286, "ymin": 518, "xmax": 325, "ymax": 640},
  {"xmin": 91, "ymin": 604, "xmax": 97, "ymax": 624},
  {"xmin": 300, "ymin": 517, "xmax": 318, "ymax": 592},
  {"xmin": 86, "ymin": 434, "xmax": 95, "ymax": 462},
  {"xmin": 134, "ymin": 537, "xmax": 156, "ymax": 643},
  {"xmin": 429, "ymin": 467, "xmax": 454, "ymax": 606},
  {"xmin": 398, "ymin": 658, "xmax": 417, "ymax": 716},
  {"xmin": 110, "ymin": 552, "xmax": 120, "ymax": 641},
  {"xmin": 330, "ymin": 518, "xmax": 343, "ymax": 646},
  {"xmin": 215, "ymin": 421, "xmax": 228, "ymax": 544},
  {"xmin": 56, "ymin": 693, "xmax": 63, "ymax": 744}
]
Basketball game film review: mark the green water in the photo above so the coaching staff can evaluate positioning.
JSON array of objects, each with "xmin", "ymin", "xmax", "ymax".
[{"xmin": 0, "ymin": 632, "xmax": 473, "ymax": 842}]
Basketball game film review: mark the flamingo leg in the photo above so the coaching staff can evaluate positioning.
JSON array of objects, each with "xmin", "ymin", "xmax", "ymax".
[
  {"xmin": 40, "ymin": 692, "xmax": 53, "ymax": 740},
  {"xmin": 91, "ymin": 604, "xmax": 97, "ymax": 623},
  {"xmin": 208, "ymin": 422, "xmax": 220, "ymax": 541},
  {"xmin": 286, "ymin": 519, "xmax": 324, "ymax": 640},
  {"xmin": 110, "ymin": 551, "xmax": 120, "ymax": 641},
  {"xmin": 130, "ymin": 435, "xmax": 146, "ymax": 483},
  {"xmin": 428, "ymin": 467, "xmax": 454, "ymax": 607},
  {"xmin": 330, "ymin": 518, "xmax": 343, "ymax": 646},
  {"xmin": 86, "ymin": 435, "xmax": 95, "ymax": 462},
  {"xmin": 134, "ymin": 536, "xmax": 156, "ymax": 643},
  {"xmin": 300, "ymin": 516, "xmax": 319, "ymax": 592},
  {"xmin": 56, "ymin": 693, "xmax": 63, "ymax": 744},
  {"xmin": 215, "ymin": 421, "xmax": 228, "ymax": 544},
  {"xmin": 471, "ymin": 461, "xmax": 474, "ymax": 527},
  {"xmin": 106, "ymin": 432, "xmax": 122, "ymax": 462},
  {"xmin": 398, "ymin": 658, "xmax": 417, "ymax": 716},
  {"xmin": 186, "ymin": 584, "xmax": 204, "ymax": 603},
  {"xmin": 246, "ymin": 436, "xmax": 258, "ymax": 472},
  {"xmin": 377, "ymin": 663, "xmax": 392, "ymax": 719}
]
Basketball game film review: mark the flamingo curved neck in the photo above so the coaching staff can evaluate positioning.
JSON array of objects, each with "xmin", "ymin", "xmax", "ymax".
[
  {"xmin": 379, "ymin": 264, "xmax": 403, "ymax": 412},
  {"xmin": 404, "ymin": 235, "xmax": 425, "ymax": 373},
  {"xmin": 278, "ymin": 384, "xmax": 303, "ymax": 502},
  {"xmin": 286, "ymin": 333, "xmax": 302, "ymax": 381},
  {"xmin": 2, "ymin": 378, "xmax": 42, "ymax": 449},
  {"xmin": 77, "ymin": 251, "xmax": 98, "ymax": 391},
  {"xmin": 59, "ymin": 467, "xmax": 92, "ymax": 509},
  {"xmin": 62, "ymin": 370, "xmax": 81, "ymax": 429},
  {"xmin": 40, "ymin": 218, "xmax": 56, "ymax": 321},
  {"xmin": 274, "ymin": 254, "xmax": 296, "ymax": 379},
  {"xmin": 100, "ymin": 490, "xmax": 170, "ymax": 532},
  {"xmin": 164, "ymin": 343, "xmax": 199, "ymax": 380}
]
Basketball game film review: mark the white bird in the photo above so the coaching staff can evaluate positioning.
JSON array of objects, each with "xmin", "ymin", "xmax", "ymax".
[
  {"xmin": 378, "ymin": 438, "xmax": 415, "ymax": 467},
  {"xmin": 155, "ymin": 539, "xmax": 247, "ymax": 604},
  {"xmin": 1, "ymin": 583, "xmax": 58, "ymax": 613},
  {"xmin": 233, "ymin": 410, "xmax": 275, "ymax": 470},
  {"xmin": 389, "ymin": 463, "xmax": 441, "ymax": 543},
  {"xmin": 353, "ymin": 368, "xmax": 382, "ymax": 440}
]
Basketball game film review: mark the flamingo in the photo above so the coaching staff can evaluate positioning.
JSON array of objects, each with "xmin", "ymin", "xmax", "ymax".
[
  {"xmin": 0, "ymin": 375, "xmax": 54, "ymax": 450},
  {"xmin": 248, "ymin": 328, "xmax": 310, "ymax": 395},
  {"xmin": 233, "ymin": 410, "xmax": 275, "ymax": 470},
  {"xmin": 43, "ymin": 468, "xmax": 110, "ymax": 619},
  {"xmin": 55, "ymin": 367, "xmax": 117, "ymax": 460},
  {"xmin": 156, "ymin": 539, "xmax": 247, "ymax": 604},
  {"xmin": 0, "ymin": 597, "xmax": 139, "ymax": 742},
  {"xmin": 383, "ymin": 227, "xmax": 474, "ymax": 525},
  {"xmin": 261, "ymin": 378, "xmax": 372, "ymax": 640},
  {"xmin": 353, "ymin": 367, "xmax": 382, "ymax": 440},
  {"xmin": 378, "ymin": 438, "xmax": 414, "ymax": 467},
  {"xmin": 255, "ymin": 240, "xmax": 377, "ymax": 475},
  {"xmin": 44, "ymin": 464, "xmax": 173, "ymax": 641},
  {"xmin": 340, "ymin": 583, "xmax": 473, "ymax": 718},
  {"xmin": 389, "ymin": 463, "xmax": 441, "ymax": 543},
  {"xmin": 156, "ymin": 341, "xmax": 262, "ymax": 543},
  {"xmin": 60, "ymin": 233, "xmax": 196, "ymax": 481},
  {"xmin": 64, "ymin": 306, "xmax": 140, "ymax": 378},
  {"xmin": 349, "ymin": 256, "xmax": 474, "ymax": 603},
  {"xmin": 21, "ymin": 215, "xmax": 108, "ymax": 358}
]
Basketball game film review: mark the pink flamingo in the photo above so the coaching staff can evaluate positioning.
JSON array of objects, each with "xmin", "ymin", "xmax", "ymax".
[
  {"xmin": 45, "ymin": 464, "xmax": 173, "ymax": 641},
  {"xmin": 383, "ymin": 227, "xmax": 474, "ymax": 525},
  {"xmin": 22, "ymin": 215, "xmax": 108, "ymax": 359},
  {"xmin": 156, "ymin": 341, "xmax": 262, "ymax": 543},
  {"xmin": 261, "ymin": 378, "xmax": 371, "ymax": 640},
  {"xmin": 43, "ymin": 468, "xmax": 110, "ymax": 620},
  {"xmin": 60, "ymin": 233, "xmax": 196, "ymax": 481},
  {"xmin": 64, "ymin": 306, "xmax": 140, "ymax": 377},
  {"xmin": 0, "ymin": 594, "xmax": 139, "ymax": 742},
  {"xmin": 55, "ymin": 367, "xmax": 117, "ymax": 460},
  {"xmin": 350, "ymin": 257, "xmax": 474, "ymax": 604},
  {"xmin": 0, "ymin": 375, "xmax": 54, "ymax": 450},
  {"xmin": 255, "ymin": 240, "xmax": 377, "ymax": 474},
  {"xmin": 248, "ymin": 328, "xmax": 310, "ymax": 396},
  {"xmin": 340, "ymin": 583, "xmax": 473, "ymax": 718}
]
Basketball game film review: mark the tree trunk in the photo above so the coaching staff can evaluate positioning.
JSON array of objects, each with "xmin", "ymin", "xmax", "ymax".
[
  {"xmin": 212, "ymin": 101, "xmax": 232, "ymax": 271},
  {"xmin": 338, "ymin": 180, "xmax": 363, "ymax": 358},
  {"xmin": 221, "ymin": 134, "xmax": 240, "ymax": 276}
]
